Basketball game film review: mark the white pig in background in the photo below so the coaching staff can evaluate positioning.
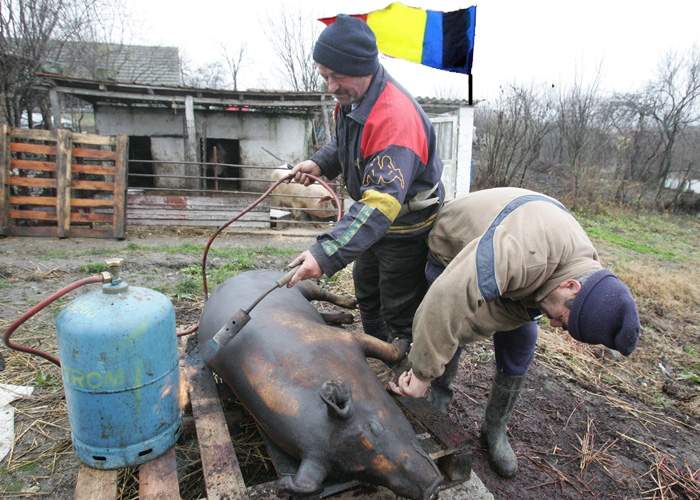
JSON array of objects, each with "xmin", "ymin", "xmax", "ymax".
[{"xmin": 269, "ymin": 168, "xmax": 338, "ymax": 220}]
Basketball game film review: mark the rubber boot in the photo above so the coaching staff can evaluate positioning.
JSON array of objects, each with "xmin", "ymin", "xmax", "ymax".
[
  {"xmin": 479, "ymin": 371, "xmax": 525, "ymax": 478},
  {"xmin": 427, "ymin": 347, "xmax": 462, "ymax": 414},
  {"xmin": 360, "ymin": 313, "xmax": 388, "ymax": 341}
]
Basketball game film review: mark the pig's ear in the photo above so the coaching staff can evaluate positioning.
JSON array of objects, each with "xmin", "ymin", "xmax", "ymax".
[{"xmin": 320, "ymin": 379, "xmax": 353, "ymax": 420}]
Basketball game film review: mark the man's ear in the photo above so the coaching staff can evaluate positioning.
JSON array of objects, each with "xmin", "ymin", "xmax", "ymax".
[{"xmin": 561, "ymin": 279, "xmax": 582, "ymax": 293}]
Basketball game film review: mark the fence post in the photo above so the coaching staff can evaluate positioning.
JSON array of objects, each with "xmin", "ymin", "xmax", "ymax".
[
  {"xmin": 0, "ymin": 125, "xmax": 8, "ymax": 235},
  {"xmin": 55, "ymin": 129, "xmax": 72, "ymax": 238},
  {"xmin": 113, "ymin": 134, "xmax": 128, "ymax": 239}
]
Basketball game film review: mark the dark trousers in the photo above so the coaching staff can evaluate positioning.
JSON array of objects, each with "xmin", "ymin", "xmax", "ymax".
[
  {"xmin": 425, "ymin": 258, "xmax": 537, "ymax": 377},
  {"xmin": 353, "ymin": 234, "xmax": 429, "ymax": 340}
]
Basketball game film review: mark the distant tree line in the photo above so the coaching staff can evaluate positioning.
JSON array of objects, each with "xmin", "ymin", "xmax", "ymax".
[{"xmin": 473, "ymin": 48, "xmax": 700, "ymax": 212}]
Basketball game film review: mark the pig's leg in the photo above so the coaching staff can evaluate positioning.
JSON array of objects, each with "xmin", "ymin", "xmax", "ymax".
[
  {"xmin": 319, "ymin": 311, "xmax": 354, "ymax": 325},
  {"xmin": 353, "ymin": 332, "xmax": 410, "ymax": 365},
  {"xmin": 277, "ymin": 457, "xmax": 327, "ymax": 495},
  {"xmin": 297, "ymin": 281, "xmax": 357, "ymax": 309}
]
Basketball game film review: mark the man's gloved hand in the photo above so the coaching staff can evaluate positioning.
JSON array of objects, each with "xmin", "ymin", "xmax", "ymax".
[
  {"xmin": 290, "ymin": 160, "xmax": 322, "ymax": 186},
  {"xmin": 388, "ymin": 369, "xmax": 430, "ymax": 398},
  {"xmin": 287, "ymin": 250, "xmax": 322, "ymax": 287}
]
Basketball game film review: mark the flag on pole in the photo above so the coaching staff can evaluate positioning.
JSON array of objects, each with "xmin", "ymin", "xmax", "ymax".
[{"xmin": 319, "ymin": 3, "xmax": 477, "ymax": 75}]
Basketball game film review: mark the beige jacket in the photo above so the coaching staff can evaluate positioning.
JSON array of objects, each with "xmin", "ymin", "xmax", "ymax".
[{"xmin": 408, "ymin": 188, "xmax": 602, "ymax": 380}]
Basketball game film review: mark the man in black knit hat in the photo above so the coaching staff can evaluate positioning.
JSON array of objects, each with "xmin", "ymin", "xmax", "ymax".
[{"xmin": 288, "ymin": 14, "xmax": 445, "ymax": 345}]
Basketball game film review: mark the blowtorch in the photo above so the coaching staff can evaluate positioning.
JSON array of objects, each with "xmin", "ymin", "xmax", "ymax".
[{"xmin": 202, "ymin": 265, "xmax": 298, "ymax": 363}]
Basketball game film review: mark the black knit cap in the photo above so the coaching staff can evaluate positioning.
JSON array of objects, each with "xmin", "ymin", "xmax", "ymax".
[
  {"xmin": 568, "ymin": 270, "xmax": 640, "ymax": 356},
  {"xmin": 313, "ymin": 14, "xmax": 379, "ymax": 76}
]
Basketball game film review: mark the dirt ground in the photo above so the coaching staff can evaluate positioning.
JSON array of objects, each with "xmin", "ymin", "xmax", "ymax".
[{"xmin": 0, "ymin": 222, "xmax": 698, "ymax": 499}]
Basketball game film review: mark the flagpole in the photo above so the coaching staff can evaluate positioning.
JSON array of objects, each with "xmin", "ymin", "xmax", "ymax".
[{"xmin": 468, "ymin": 74, "xmax": 473, "ymax": 106}]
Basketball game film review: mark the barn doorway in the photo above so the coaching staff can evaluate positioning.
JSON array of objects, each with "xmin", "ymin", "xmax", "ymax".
[
  {"xmin": 205, "ymin": 138, "xmax": 240, "ymax": 191},
  {"xmin": 128, "ymin": 136, "xmax": 154, "ymax": 188}
]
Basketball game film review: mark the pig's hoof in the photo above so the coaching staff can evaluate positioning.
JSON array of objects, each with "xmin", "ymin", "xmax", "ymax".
[{"xmin": 277, "ymin": 475, "xmax": 322, "ymax": 496}]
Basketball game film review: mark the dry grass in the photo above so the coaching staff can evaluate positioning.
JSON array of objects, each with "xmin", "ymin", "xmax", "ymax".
[{"xmin": 639, "ymin": 453, "xmax": 700, "ymax": 500}]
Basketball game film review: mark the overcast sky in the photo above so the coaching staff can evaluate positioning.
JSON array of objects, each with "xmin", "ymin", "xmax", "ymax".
[{"xmin": 125, "ymin": 0, "xmax": 700, "ymax": 102}]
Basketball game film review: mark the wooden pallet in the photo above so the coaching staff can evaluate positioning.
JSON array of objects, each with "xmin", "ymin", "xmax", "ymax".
[{"xmin": 74, "ymin": 343, "xmax": 471, "ymax": 499}]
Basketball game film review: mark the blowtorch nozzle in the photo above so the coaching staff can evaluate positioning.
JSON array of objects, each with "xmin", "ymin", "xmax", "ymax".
[{"xmin": 202, "ymin": 266, "xmax": 300, "ymax": 363}]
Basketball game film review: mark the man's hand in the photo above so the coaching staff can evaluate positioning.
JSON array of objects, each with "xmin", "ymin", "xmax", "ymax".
[
  {"xmin": 290, "ymin": 160, "xmax": 322, "ymax": 186},
  {"xmin": 287, "ymin": 250, "xmax": 323, "ymax": 287},
  {"xmin": 388, "ymin": 369, "xmax": 430, "ymax": 398}
]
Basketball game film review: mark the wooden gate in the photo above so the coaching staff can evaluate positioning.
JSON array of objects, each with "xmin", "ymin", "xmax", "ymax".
[{"xmin": 0, "ymin": 126, "xmax": 127, "ymax": 239}]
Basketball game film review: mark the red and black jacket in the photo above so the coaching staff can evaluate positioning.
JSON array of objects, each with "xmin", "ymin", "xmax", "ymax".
[{"xmin": 309, "ymin": 65, "xmax": 445, "ymax": 277}]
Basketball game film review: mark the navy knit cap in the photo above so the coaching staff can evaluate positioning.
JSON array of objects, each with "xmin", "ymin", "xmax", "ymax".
[
  {"xmin": 568, "ymin": 270, "xmax": 640, "ymax": 356},
  {"xmin": 313, "ymin": 14, "xmax": 379, "ymax": 76}
]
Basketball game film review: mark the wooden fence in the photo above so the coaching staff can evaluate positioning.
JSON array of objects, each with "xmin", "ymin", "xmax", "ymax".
[{"xmin": 0, "ymin": 126, "xmax": 127, "ymax": 239}]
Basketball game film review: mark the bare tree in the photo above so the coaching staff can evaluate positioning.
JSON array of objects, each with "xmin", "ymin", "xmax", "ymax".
[
  {"xmin": 0, "ymin": 0, "xmax": 99, "ymax": 126},
  {"xmin": 180, "ymin": 57, "xmax": 227, "ymax": 89},
  {"xmin": 262, "ymin": 8, "xmax": 322, "ymax": 91},
  {"xmin": 556, "ymin": 70, "xmax": 601, "ymax": 207},
  {"xmin": 645, "ymin": 48, "xmax": 700, "ymax": 205},
  {"xmin": 476, "ymin": 84, "xmax": 555, "ymax": 188},
  {"xmin": 221, "ymin": 43, "xmax": 246, "ymax": 91}
]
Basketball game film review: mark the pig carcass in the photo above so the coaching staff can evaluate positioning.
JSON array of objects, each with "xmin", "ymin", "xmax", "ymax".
[
  {"xmin": 198, "ymin": 270, "xmax": 443, "ymax": 499},
  {"xmin": 270, "ymin": 168, "xmax": 337, "ymax": 220}
]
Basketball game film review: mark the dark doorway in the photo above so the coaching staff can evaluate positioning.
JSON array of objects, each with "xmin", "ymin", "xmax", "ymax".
[
  {"xmin": 128, "ymin": 136, "xmax": 154, "ymax": 188},
  {"xmin": 205, "ymin": 138, "xmax": 240, "ymax": 191}
]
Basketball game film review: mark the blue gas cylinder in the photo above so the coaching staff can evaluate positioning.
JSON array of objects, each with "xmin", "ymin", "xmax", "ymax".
[{"xmin": 55, "ymin": 259, "xmax": 181, "ymax": 469}]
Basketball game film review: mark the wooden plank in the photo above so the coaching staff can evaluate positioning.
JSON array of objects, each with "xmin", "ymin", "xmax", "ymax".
[
  {"xmin": 396, "ymin": 396, "xmax": 469, "ymax": 450},
  {"xmin": 4, "ymin": 225, "xmax": 57, "ymax": 237},
  {"xmin": 9, "ymin": 209, "xmax": 57, "ymax": 221},
  {"xmin": 10, "ymin": 127, "xmax": 56, "ymax": 142},
  {"xmin": 71, "ymin": 211, "xmax": 112, "ymax": 223},
  {"xmin": 187, "ymin": 349, "xmax": 248, "ymax": 499},
  {"xmin": 72, "ymin": 147, "xmax": 116, "ymax": 160},
  {"xmin": 71, "ymin": 179, "xmax": 114, "ymax": 191},
  {"xmin": 74, "ymin": 465, "xmax": 118, "ymax": 500},
  {"xmin": 8, "ymin": 195, "xmax": 57, "ymax": 206},
  {"xmin": 7, "ymin": 177, "xmax": 57, "ymax": 188},
  {"xmin": 11, "ymin": 159, "xmax": 57, "ymax": 172},
  {"xmin": 55, "ymin": 129, "xmax": 72, "ymax": 238},
  {"xmin": 10, "ymin": 143, "xmax": 57, "ymax": 155},
  {"xmin": 113, "ymin": 135, "xmax": 128, "ymax": 239},
  {"xmin": 0, "ymin": 124, "xmax": 8, "ymax": 235},
  {"xmin": 138, "ymin": 447, "xmax": 180, "ymax": 500},
  {"xmin": 72, "ymin": 132, "xmax": 114, "ymax": 146},
  {"xmin": 71, "ymin": 197, "xmax": 114, "ymax": 207},
  {"xmin": 68, "ymin": 226, "xmax": 113, "ymax": 238},
  {"xmin": 72, "ymin": 163, "xmax": 116, "ymax": 175}
]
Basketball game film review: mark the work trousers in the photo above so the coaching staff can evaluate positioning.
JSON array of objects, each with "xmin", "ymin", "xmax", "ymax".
[
  {"xmin": 353, "ymin": 234, "xmax": 429, "ymax": 340},
  {"xmin": 426, "ymin": 257, "xmax": 537, "ymax": 376}
]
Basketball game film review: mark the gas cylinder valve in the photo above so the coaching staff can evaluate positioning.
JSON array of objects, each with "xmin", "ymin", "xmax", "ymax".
[{"xmin": 103, "ymin": 258, "xmax": 128, "ymax": 293}]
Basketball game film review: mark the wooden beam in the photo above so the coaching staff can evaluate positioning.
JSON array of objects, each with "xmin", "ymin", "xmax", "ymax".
[
  {"xmin": 71, "ymin": 180, "xmax": 114, "ymax": 191},
  {"xmin": 55, "ymin": 129, "xmax": 72, "ymax": 238},
  {"xmin": 74, "ymin": 465, "xmax": 117, "ymax": 500},
  {"xmin": 0, "ymin": 125, "xmax": 8, "ymax": 235},
  {"xmin": 8, "ymin": 196, "xmax": 57, "ymax": 206},
  {"xmin": 72, "ymin": 147, "xmax": 116, "ymax": 160},
  {"xmin": 184, "ymin": 95, "xmax": 197, "ymax": 166},
  {"xmin": 138, "ymin": 447, "xmax": 180, "ymax": 500},
  {"xmin": 187, "ymin": 350, "xmax": 248, "ymax": 499},
  {"xmin": 112, "ymin": 135, "xmax": 128, "ymax": 239},
  {"xmin": 7, "ymin": 177, "xmax": 57, "ymax": 188},
  {"xmin": 9, "ymin": 209, "xmax": 57, "ymax": 221},
  {"xmin": 11, "ymin": 159, "xmax": 57, "ymax": 172},
  {"xmin": 10, "ymin": 143, "xmax": 57, "ymax": 155}
]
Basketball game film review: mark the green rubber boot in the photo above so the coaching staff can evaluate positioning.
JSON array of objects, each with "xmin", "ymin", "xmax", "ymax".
[{"xmin": 480, "ymin": 371, "xmax": 525, "ymax": 478}]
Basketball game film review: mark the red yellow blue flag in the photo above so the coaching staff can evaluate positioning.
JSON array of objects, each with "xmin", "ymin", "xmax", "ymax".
[{"xmin": 320, "ymin": 3, "xmax": 477, "ymax": 75}]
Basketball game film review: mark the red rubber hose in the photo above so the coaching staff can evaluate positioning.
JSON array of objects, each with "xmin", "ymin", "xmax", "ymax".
[{"xmin": 3, "ymin": 275, "xmax": 104, "ymax": 367}]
